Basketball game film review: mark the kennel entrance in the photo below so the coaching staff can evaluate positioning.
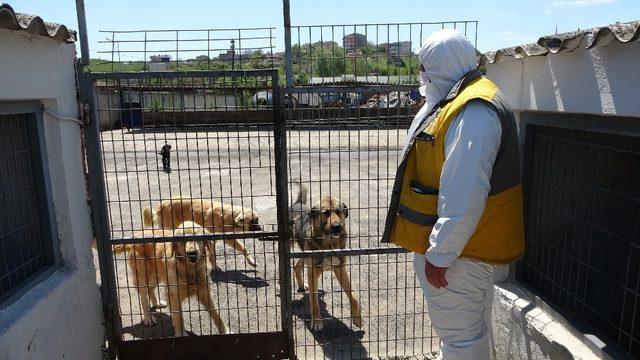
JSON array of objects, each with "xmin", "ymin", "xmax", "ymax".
[{"xmin": 80, "ymin": 69, "xmax": 294, "ymax": 359}]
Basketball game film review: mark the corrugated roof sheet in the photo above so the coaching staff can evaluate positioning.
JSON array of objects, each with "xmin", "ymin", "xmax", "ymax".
[
  {"xmin": 0, "ymin": 3, "xmax": 76, "ymax": 43},
  {"xmin": 480, "ymin": 20, "xmax": 640, "ymax": 65}
]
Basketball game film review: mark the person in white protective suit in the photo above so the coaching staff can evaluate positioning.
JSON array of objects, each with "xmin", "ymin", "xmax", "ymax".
[{"xmin": 381, "ymin": 29, "xmax": 525, "ymax": 360}]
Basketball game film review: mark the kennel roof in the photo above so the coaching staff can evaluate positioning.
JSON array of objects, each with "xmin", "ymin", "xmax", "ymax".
[
  {"xmin": 480, "ymin": 20, "xmax": 640, "ymax": 65},
  {"xmin": 0, "ymin": 3, "xmax": 76, "ymax": 43}
]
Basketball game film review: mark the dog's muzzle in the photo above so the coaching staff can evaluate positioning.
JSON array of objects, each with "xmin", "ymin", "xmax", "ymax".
[
  {"xmin": 186, "ymin": 251, "xmax": 199, "ymax": 263},
  {"xmin": 330, "ymin": 223, "xmax": 342, "ymax": 237},
  {"xmin": 250, "ymin": 223, "xmax": 262, "ymax": 231}
]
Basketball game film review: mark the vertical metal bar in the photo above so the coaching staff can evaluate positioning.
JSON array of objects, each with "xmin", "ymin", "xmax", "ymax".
[
  {"xmin": 282, "ymin": 0, "xmax": 293, "ymax": 88},
  {"xmin": 272, "ymin": 72, "xmax": 294, "ymax": 358},
  {"xmin": 74, "ymin": 0, "xmax": 90, "ymax": 66},
  {"xmin": 77, "ymin": 71, "xmax": 120, "ymax": 359}
]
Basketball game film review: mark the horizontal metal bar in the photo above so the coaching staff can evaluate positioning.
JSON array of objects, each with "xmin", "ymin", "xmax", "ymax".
[
  {"xmin": 97, "ymin": 36, "xmax": 274, "ymax": 43},
  {"xmin": 289, "ymin": 246, "xmax": 410, "ymax": 258},
  {"xmin": 87, "ymin": 69, "xmax": 277, "ymax": 80},
  {"xmin": 96, "ymin": 46, "xmax": 275, "ymax": 54},
  {"xmin": 117, "ymin": 331, "xmax": 288, "ymax": 360},
  {"xmin": 286, "ymin": 85, "xmax": 418, "ymax": 93},
  {"xmin": 100, "ymin": 27, "xmax": 276, "ymax": 33},
  {"xmin": 109, "ymin": 231, "xmax": 279, "ymax": 245},
  {"xmin": 291, "ymin": 20, "xmax": 478, "ymax": 28}
]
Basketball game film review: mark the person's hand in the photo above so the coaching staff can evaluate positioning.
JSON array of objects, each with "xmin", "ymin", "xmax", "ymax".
[{"xmin": 425, "ymin": 259, "xmax": 448, "ymax": 288}]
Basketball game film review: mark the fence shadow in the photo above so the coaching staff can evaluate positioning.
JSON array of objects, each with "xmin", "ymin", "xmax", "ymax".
[
  {"xmin": 121, "ymin": 311, "xmax": 184, "ymax": 339},
  {"xmin": 291, "ymin": 292, "xmax": 368, "ymax": 360},
  {"xmin": 210, "ymin": 269, "xmax": 269, "ymax": 288}
]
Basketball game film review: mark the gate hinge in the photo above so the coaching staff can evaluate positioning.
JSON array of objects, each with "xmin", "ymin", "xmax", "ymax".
[{"xmin": 80, "ymin": 102, "xmax": 91, "ymax": 125}]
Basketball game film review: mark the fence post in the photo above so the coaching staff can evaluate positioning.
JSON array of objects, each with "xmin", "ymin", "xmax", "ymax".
[
  {"xmin": 282, "ymin": 0, "xmax": 293, "ymax": 88},
  {"xmin": 272, "ymin": 72, "xmax": 295, "ymax": 359},
  {"xmin": 75, "ymin": 0, "xmax": 90, "ymax": 66}
]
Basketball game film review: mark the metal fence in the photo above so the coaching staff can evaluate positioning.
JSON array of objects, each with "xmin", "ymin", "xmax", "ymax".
[
  {"xmin": 288, "ymin": 22, "xmax": 478, "ymax": 85},
  {"xmin": 81, "ymin": 14, "xmax": 481, "ymax": 359},
  {"xmin": 519, "ymin": 112, "xmax": 640, "ymax": 359},
  {"xmin": 95, "ymin": 27, "xmax": 276, "ymax": 73},
  {"xmin": 285, "ymin": 85, "xmax": 437, "ymax": 358},
  {"xmin": 84, "ymin": 69, "xmax": 293, "ymax": 358},
  {"xmin": 0, "ymin": 108, "xmax": 58, "ymax": 304}
]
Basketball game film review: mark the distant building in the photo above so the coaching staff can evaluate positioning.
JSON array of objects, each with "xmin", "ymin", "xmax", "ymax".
[
  {"xmin": 218, "ymin": 49, "xmax": 242, "ymax": 61},
  {"xmin": 149, "ymin": 54, "xmax": 171, "ymax": 71},
  {"xmin": 195, "ymin": 55, "xmax": 209, "ymax": 61},
  {"xmin": 343, "ymin": 33, "xmax": 367, "ymax": 53},
  {"xmin": 387, "ymin": 41, "xmax": 412, "ymax": 56}
]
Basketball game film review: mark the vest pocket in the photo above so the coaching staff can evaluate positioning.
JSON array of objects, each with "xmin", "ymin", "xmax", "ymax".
[{"xmin": 390, "ymin": 191, "xmax": 439, "ymax": 253}]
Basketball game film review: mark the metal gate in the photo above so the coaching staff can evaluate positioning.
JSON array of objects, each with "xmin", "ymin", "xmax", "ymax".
[
  {"xmin": 76, "ymin": 10, "xmax": 478, "ymax": 358},
  {"xmin": 80, "ymin": 69, "xmax": 294, "ymax": 359}
]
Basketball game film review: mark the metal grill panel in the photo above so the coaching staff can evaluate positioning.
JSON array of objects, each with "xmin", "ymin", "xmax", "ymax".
[
  {"xmin": 520, "ymin": 124, "xmax": 640, "ymax": 358},
  {"xmin": 0, "ymin": 113, "xmax": 49, "ymax": 300},
  {"xmin": 285, "ymin": 86, "xmax": 438, "ymax": 358},
  {"xmin": 87, "ymin": 70, "xmax": 289, "ymax": 353}
]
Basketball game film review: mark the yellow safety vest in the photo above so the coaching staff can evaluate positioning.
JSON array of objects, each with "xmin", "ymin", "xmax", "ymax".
[{"xmin": 381, "ymin": 70, "xmax": 525, "ymax": 264}]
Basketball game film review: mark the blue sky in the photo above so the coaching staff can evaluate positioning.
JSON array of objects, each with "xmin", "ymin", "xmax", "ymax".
[{"xmin": 7, "ymin": 0, "xmax": 640, "ymax": 58}]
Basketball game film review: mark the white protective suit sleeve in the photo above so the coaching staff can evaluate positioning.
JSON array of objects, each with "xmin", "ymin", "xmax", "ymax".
[{"xmin": 424, "ymin": 100, "xmax": 502, "ymax": 268}]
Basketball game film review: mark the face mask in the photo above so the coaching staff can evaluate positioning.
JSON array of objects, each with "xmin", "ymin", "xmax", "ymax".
[{"xmin": 419, "ymin": 71, "xmax": 432, "ymax": 97}]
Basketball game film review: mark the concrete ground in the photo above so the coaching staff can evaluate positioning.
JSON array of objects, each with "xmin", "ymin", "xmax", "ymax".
[{"xmin": 95, "ymin": 127, "xmax": 439, "ymax": 359}]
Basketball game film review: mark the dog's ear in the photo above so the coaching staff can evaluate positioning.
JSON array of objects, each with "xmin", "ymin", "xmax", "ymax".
[
  {"xmin": 204, "ymin": 207, "xmax": 214, "ymax": 227},
  {"xmin": 309, "ymin": 205, "xmax": 320, "ymax": 218},
  {"xmin": 234, "ymin": 211, "xmax": 245, "ymax": 226},
  {"xmin": 341, "ymin": 202, "xmax": 349, "ymax": 218},
  {"xmin": 142, "ymin": 208, "xmax": 153, "ymax": 228}
]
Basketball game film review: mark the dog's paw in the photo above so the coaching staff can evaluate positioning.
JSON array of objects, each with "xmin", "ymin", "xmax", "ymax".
[
  {"xmin": 246, "ymin": 255, "xmax": 257, "ymax": 267},
  {"xmin": 152, "ymin": 300, "xmax": 167, "ymax": 309},
  {"xmin": 297, "ymin": 284, "xmax": 308, "ymax": 293},
  {"xmin": 220, "ymin": 326, "xmax": 232, "ymax": 335},
  {"xmin": 142, "ymin": 315, "xmax": 157, "ymax": 326},
  {"xmin": 310, "ymin": 318, "xmax": 324, "ymax": 332}
]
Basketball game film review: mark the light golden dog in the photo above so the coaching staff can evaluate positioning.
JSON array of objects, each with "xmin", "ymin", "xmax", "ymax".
[
  {"xmin": 289, "ymin": 187, "xmax": 362, "ymax": 331},
  {"xmin": 142, "ymin": 197, "xmax": 260, "ymax": 270},
  {"xmin": 113, "ymin": 222, "xmax": 229, "ymax": 336}
]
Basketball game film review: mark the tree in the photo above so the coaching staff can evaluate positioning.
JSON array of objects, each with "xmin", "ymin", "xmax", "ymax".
[{"xmin": 315, "ymin": 57, "xmax": 346, "ymax": 77}]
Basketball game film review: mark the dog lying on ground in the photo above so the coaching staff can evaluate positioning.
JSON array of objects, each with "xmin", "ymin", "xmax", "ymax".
[
  {"xmin": 112, "ymin": 222, "xmax": 230, "ymax": 336},
  {"xmin": 289, "ymin": 186, "xmax": 362, "ymax": 331},
  {"xmin": 142, "ymin": 197, "xmax": 260, "ymax": 271}
]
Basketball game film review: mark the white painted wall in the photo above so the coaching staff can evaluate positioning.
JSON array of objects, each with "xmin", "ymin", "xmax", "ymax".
[
  {"xmin": 485, "ymin": 39, "xmax": 640, "ymax": 359},
  {"xmin": 486, "ymin": 40, "xmax": 640, "ymax": 116},
  {"xmin": 0, "ymin": 28, "xmax": 103, "ymax": 359}
]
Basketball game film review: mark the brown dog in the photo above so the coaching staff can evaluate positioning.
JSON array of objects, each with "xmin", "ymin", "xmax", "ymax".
[
  {"xmin": 113, "ymin": 222, "xmax": 230, "ymax": 336},
  {"xmin": 142, "ymin": 197, "xmax": 260, "ymax": 270},
  {"xmin": 289, "ymin": 186, "xmax": 362, "ymax": 331}
]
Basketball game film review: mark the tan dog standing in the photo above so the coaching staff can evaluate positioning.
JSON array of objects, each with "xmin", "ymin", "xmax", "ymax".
[
  {"xmin": 289, "ymin": 186, "xmax": 362, "ymax": 331},
  {"xmin": 142, "ymin": 197, "xmax": 260, "ymax": 270},
  {"xmin": 113, "ymin": 222, "xmax": 230, "ymax": 336}
]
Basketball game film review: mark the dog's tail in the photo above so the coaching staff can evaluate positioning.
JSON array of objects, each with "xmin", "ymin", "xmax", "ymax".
[
  {"xmin": 294, "ymin": 185, "xmax": 308, "ymax": 205},
  {"xmin": 91, "ymin": 237, "xmax": 129, "ymax": 254},
  {"xmin": 142, "ymin": 207, "xmax": 154, "ymax": 228}
]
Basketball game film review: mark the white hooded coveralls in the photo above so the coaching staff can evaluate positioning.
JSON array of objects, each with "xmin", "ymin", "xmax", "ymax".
[{"xmin": 408, "ymin": 29, "xmax": 499, "ymax": 360}]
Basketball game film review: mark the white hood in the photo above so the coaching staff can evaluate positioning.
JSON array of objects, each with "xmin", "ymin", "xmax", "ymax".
[{"xmin": 402, "ymin": 29, "xmax": 478, "ymax": 156}]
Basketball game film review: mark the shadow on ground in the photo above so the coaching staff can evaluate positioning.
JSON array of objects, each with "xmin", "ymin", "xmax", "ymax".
[
  {"xmin": 121, "ymin": 310, "xmax": 197, "ymax": 339},
  {"xmin": 210, "ymin": 269, "xmax": 269, "ymax": 288},
  {"xmin": 292, "ymin": 292, "xmax": 368, "ymax": 359}
]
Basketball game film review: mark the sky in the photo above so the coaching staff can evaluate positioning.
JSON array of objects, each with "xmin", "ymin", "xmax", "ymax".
[{"xmin": 6, "ymin": 0, "xmax": 640, "ymax": 59}]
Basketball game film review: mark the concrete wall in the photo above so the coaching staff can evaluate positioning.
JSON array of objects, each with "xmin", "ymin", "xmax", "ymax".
[
  {"xmin": 492, "ymin": 282, "xmax": 605, "ymax": 360},
  {"xmin": 0, "ymin": 29, "xmax": 103, "ymax": 359},
  {"xmin": 486, "ymin": 40, "xmax": 640, "ymax": 116},
  {"xmin": 485, "ymin": 40, "xmax": 640, "ymax": 359}
]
